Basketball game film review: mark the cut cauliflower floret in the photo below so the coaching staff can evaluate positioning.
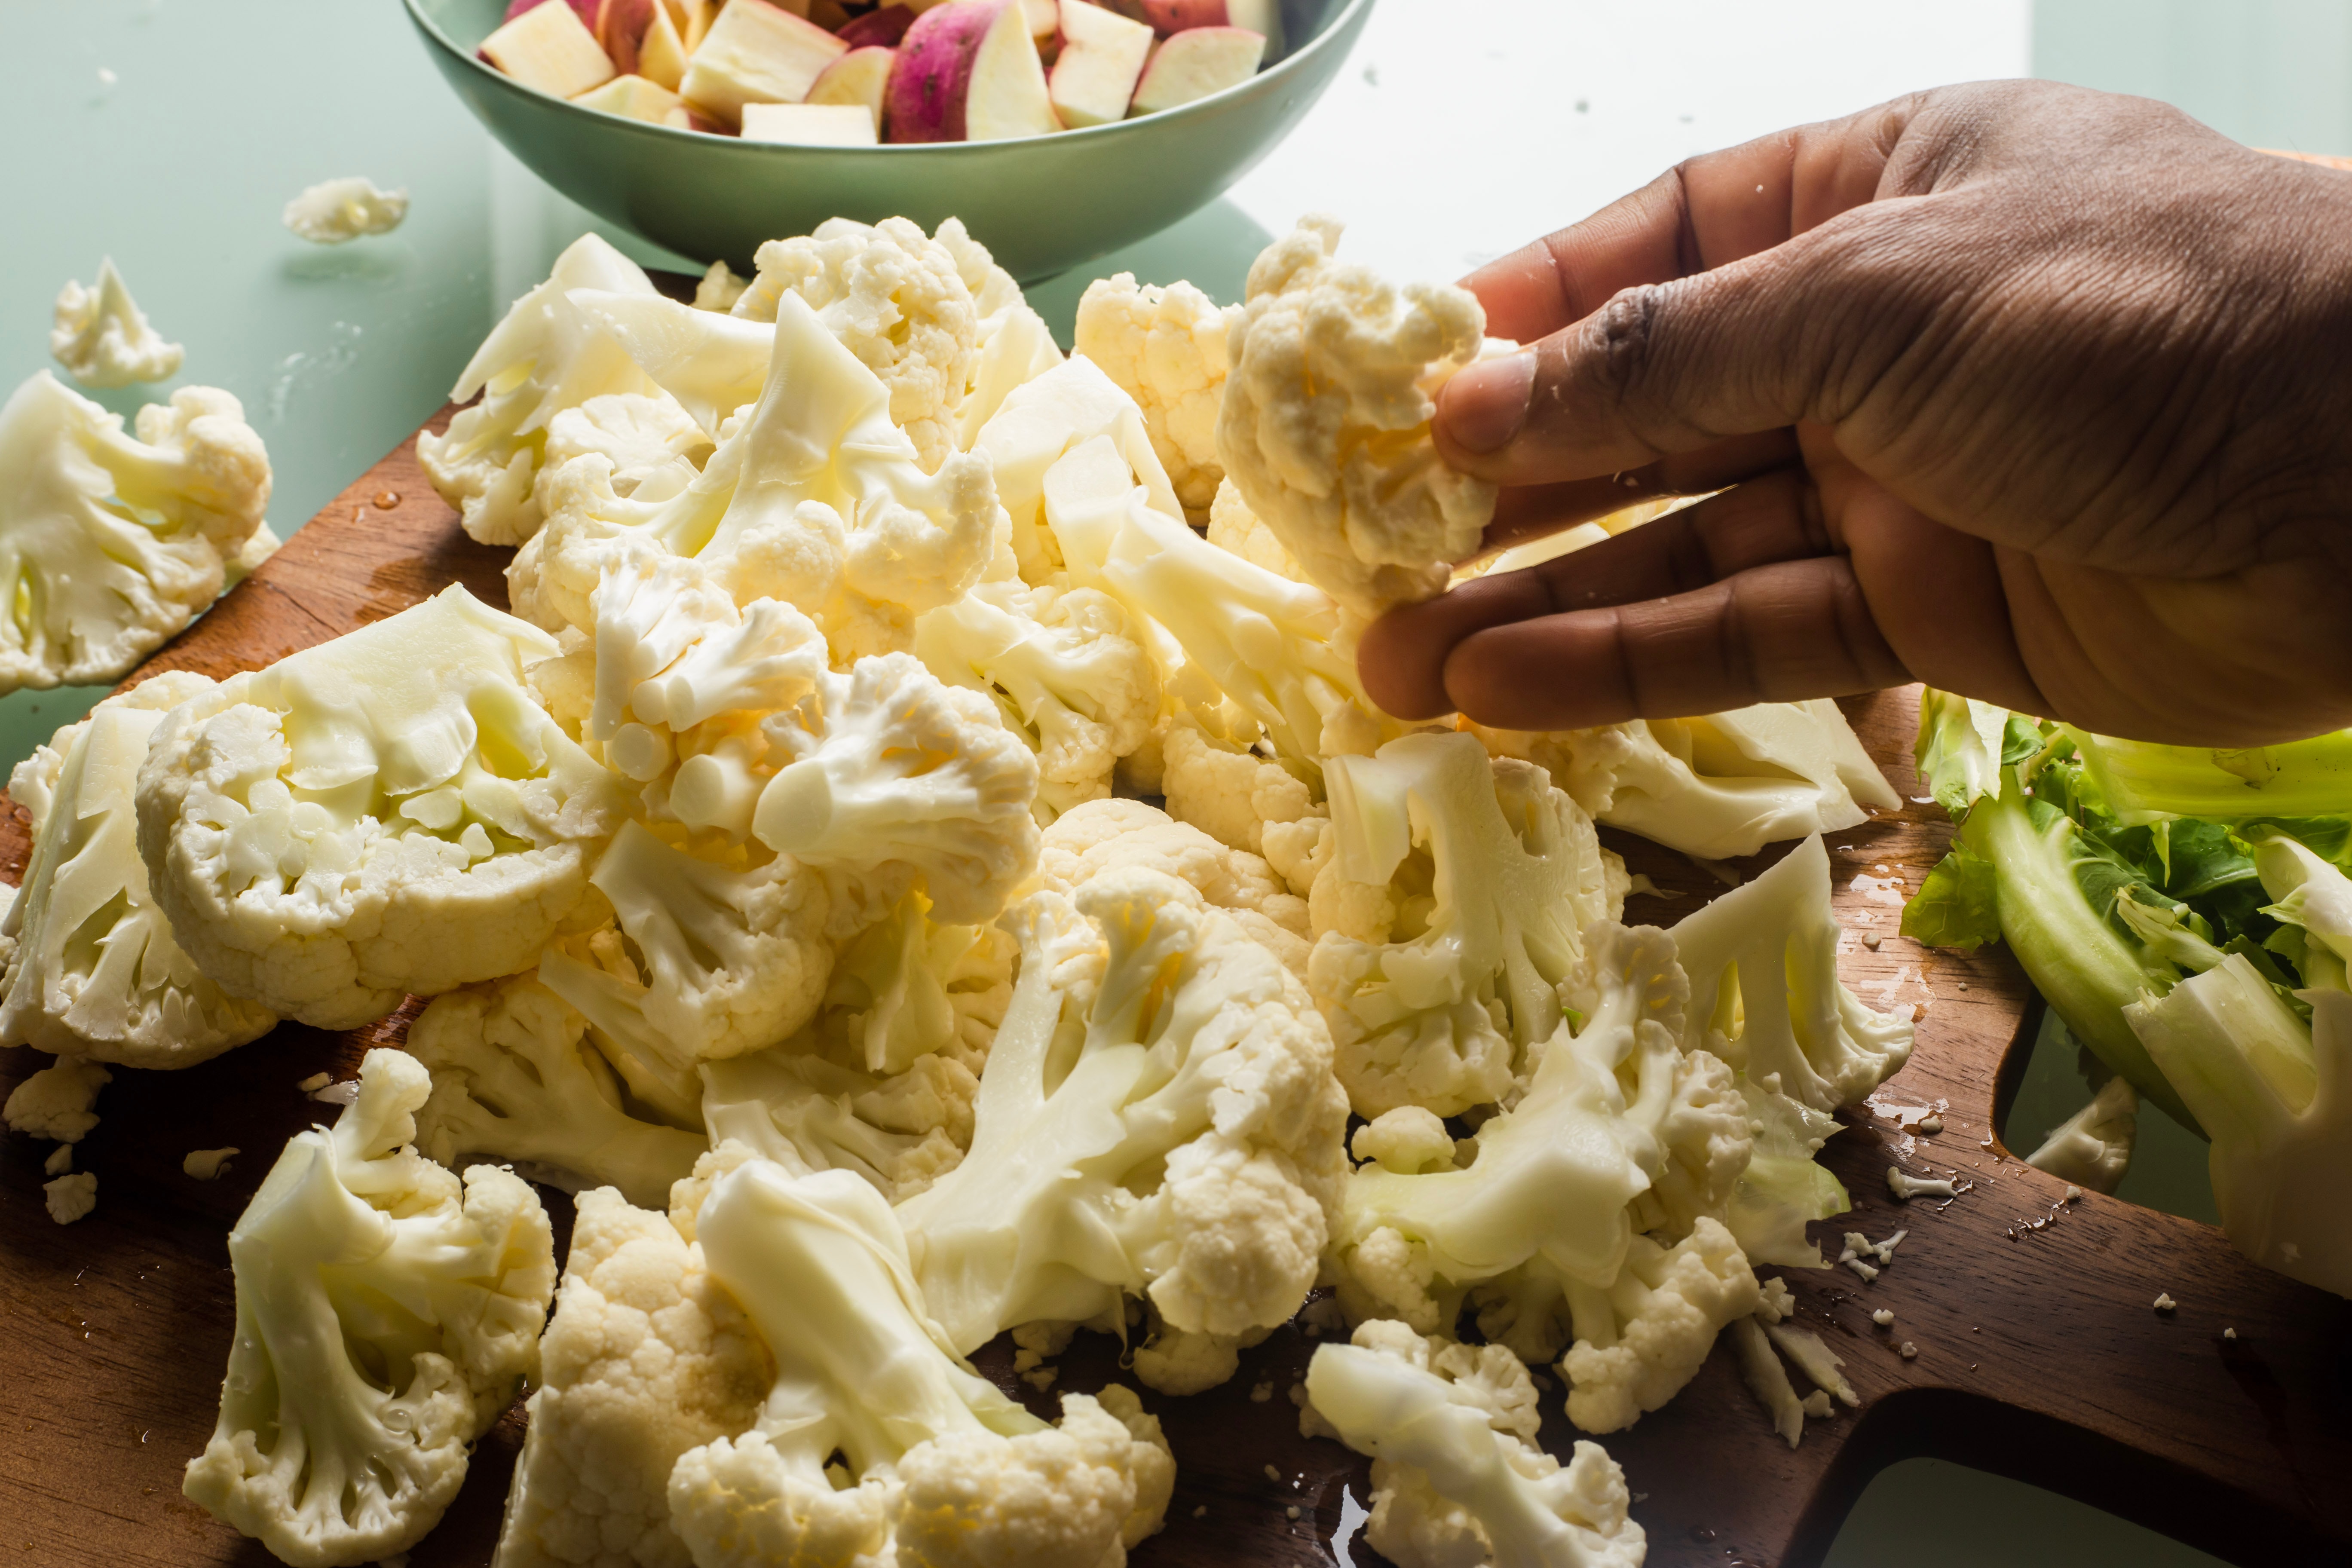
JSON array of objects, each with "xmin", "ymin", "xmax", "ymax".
[
  {"xmin": 0, "ymin": 673, "xmax": 276, "ymax": 1065},
  {"xmin": 971, "ymin": 355, "xmax": 1182, "ymax": 585},
  {"xmin": 1556, "ymin": 1217, "xmax": 1761, "ymax": 1434},
  {"xmin": 184, "ymin": 1049, "xmax": 556, "ymax": 1568},
  {"xmin": 695, "ymin": 258, "xmax": 750, "ymax": 312},
  {"xmin": 894, "ymin": 870, "xmax": 1350, "ymax": 1380},
  {"xmin": 416, "ymin": 234, "xmax": 658, "ymax": 545},
  {"xmin": 536, "ymin": 392, "xmax": 712, "ymax": 513},
  {"xmin": 913, "ymin": 582, "xmax": 1160, "ymax": 820},
  {"xmin": 1215, "ymin": 215, "xmax": 1498, "ymax": 617},
  {"xmin": 409, "ymin": 970, "xmax": 710, "ymax": 1208},
  {"xmin": 134, "ymin": 585, "xmax": 629, "ymax": 1029},
  {"xmin": 494, "ymin": 1182, "xmax": 771, "ymax": 1568},
  {"xmin": 1036, "ymin": 797, "xmax": 1311, "ymax": 978},
  {"xmin": 1074, "ymin": 271, "xmax": 1234, "ymax": 514},
  {"xmin": 1207, "ymin": 474, "xmax": 1305, "ymax": 580},
  {"xmin": 564, "ymin": 289, "xmax": 775, "ymax": 440},
  {"xmin": 0, "ymin": 371, "xmax": 273, "ymax": 692},
  {"xmin": 1308, "ymin": 732, "xmax": 1614, "ymax": 1118},
  {"xmin": 1305, "ymin": 1321, "xmax": 1647, "ymax": 1568},
  {"xmin": 51, "ymin": 257, "xmax": 184, "ymax": 388},
  {"xmin": 1160, "ymin": 723, "xmax": 1332, "ymax": 899},
  {"xmin": 282, "ymin": 177, "xmax": 410, "ymax": 244},
  {"xmin": 3, "ymin": 1054, "xmax": 111, "ymax": 1142},
  {"xmin": 729, "ymin": 216, "xmax": 980, "ymax": 473},
  {"xmin": 666, "ymin": 1158, "xmax": 1172, "ymax": 1568}
]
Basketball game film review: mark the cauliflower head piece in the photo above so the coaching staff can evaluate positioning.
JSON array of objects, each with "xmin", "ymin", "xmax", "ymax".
[
  {"xmin": 1215, "ymin": 215, "xmax": 1498, "ymax": 617},
  {"xmin": 894, "ymin": 869, "xmax": 1350, "ymax": 1374},
  {"xmin": 0, "ymin": 673, "xmax": 276, "ymax": 1065},
  {"xmin": 184, "ymin": 1049, "xmax": 556, "ymax": 1568},
  {"xmin": 51, "ymin": 257, "xmax": 184, "ymax": 388},
  {"xmin": 1074, "ymin": 272, "xmax": 1235, "ymax": 514},
  {"xmin": 1305, "ymin": 1320, "xmax": 1646, "ymax": 1568},
  {"xmin": 1037, "ymin": 797, "xmax": 1311, "ymax": 978},
  {"xmin": 666, "ymin": 1158, "xmax": 1173, "ymax": 1568},
  {"xmin": 0, "ymin": 370, "xmax": 273, "ymax": 692},
  {"xmin": 135, "ymin": 585, "xmax": 629, "ymax": 1029}
]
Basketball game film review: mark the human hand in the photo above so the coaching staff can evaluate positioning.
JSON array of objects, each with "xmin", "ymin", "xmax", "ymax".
[{"xmin": 1357, "ymin": 80, "xmax": 2352, "ymax": 746}]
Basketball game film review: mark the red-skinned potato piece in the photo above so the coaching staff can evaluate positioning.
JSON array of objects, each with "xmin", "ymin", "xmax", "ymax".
[
  {"xmin": 1129, "ymin": 22, "xmax": 1259, "ymax": 112},
  {"xmin": 681, "ymin": 0, "xmax": 851, "ymax": 125},
  {"xmin": 807, "ymin": 45, "xmax": 895, "ymax": 124},
  {"xmin": 483, "ymin": 0, "xmax": 619, "ymax": 95},
  {"xmin": 837, "ymin": 3, "xmax": 917, "ymax": 46},
  {"xmin": 1049, "ymin": 0, "xmax": 1153, "ymax": 128},
  {"xmin": 1132, "ymin": 0, "xmax": 1222, "ymax": 33},
  {"xmin": 885, "ymin": 0, "xmax": 1058, "ymax": 141},
  {"xmin": 507, "ymin": 0, "xmax": 601, "ymax": 24},
  {"xmin": 596, "ymin": 0, "xmax": 657, "ymax": 75}
]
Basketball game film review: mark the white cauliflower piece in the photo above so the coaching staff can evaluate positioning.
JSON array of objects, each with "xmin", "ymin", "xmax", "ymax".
[
  {"xmin": 537, "ymin": 392, "xmax": 712, "ymax": 513},
  {"xmin": 0, "ymin": 371, "xmax": 273, "ymax": 692},
  {"xmin": 1036, "ymin": 797, "xmax": 1311, "ymax": 977},
  {"xmin": 1305, "ymin": 1321, "xmax": 1646, "ymax": 1568},
  {"xmin": 1557, "ymin": 1217, "xmax": 1761, "ymax": 1433},
  {"xmin": 971, "ymin": 355, "xmax": 1182, "ymax": 584},
  {"xmin": 564, "ymin": 290, "xmax": 774, "ymax": 439},
  {"xmin": 134, "ymin": 585, "xmax": 629, "ymax": 1029},
  {"xmin": 666, "ymin": 1158, "xmax": 1172, "ymax": 1568},
  {"xmin": 1352, "ymin": 1106, "xmax": 1457, "ymax": 1174},
  {"xmin": 1160, "ymin": 723, "xmax": 1333, "ymax": 900},
  {"xmin": 1669, "ymin": 836, "xmax": 1913, "ymax": 1111},
  {"xmin": 184, "ymin": 1049, "xmax": 556, "ymax": 1567},
  {"xmin": 1308, "ymin": 732, "xmax": 1612, "ymax": 1118},
  {"xmin": 913, "ymin": 582, "xmax": 1159, "ymax": 820},
  {"xmin": 2024, "ymin": 1074, "xmax": 2138, "ymax": 1194},
  {"xmin": 695, "ymin": 258, "xmax": 750, "ymax": 312},
  {"xmin": 1207, "ymin": 474, "xmax": 1305, "ymax": 580},
  {"xmin": 1075, "ymin": 271, "xmax": 1234, "ymax": 514},
  {"xmin": 416, "ymin": 234, "xmax": 658, "ymax": 545},
  {"xmin": 894, "ymin": 870, "xmax": 1350, "ymax": 1377},
  {"xmin": 493, "ymin": 1183, "xmax": 770, "ymax": 1568},
  {"xmin": 3, "ymin": 1054, "xmax": 110, "ymax": 1142},
  {"xmin": 44, "ymin": 1169, "xmax": 98, "ymax": 1224},
  {"xmin": 1215, "ymin": 216, "xmax": 1497, "ymax": 617},
  {"xmin": 282, "ymin": 177, "xmax": 410, "ymax": 244},
  {"xmin": 50, "ymin": 257, "xmax": 183, "ymax": 387},
  {"xmin": 0, "ymin": 675, "xmax": 276, "ymax": 1065},
  {"xmin": 934, "ymin": 217, "xmax": 1064, "ymax": 447},
  {"xmin": 730, "ymin": 216, "xmax": 980, "ymax": 472},
  {"xmin": 409, "ymin": 971, "xmax": 710, "ymax": 1208}
]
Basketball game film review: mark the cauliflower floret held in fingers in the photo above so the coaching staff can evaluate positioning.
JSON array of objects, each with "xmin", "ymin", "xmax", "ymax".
[
  {"xmin": 666, "ymin": 1158, "xmax": 1174, "ymax": 1568},
  {"xmin": 134, "ymin": 585, "xmax": 630, "ymax": 1029},
  {"xmin": 1214, "ymin": 215, "xmax": 1500, "ymax": 618},
  {"xmin": 0, "ymin": 371, "xmax": 274, "ymax": 693},
  {"xmin": 184, "ymin": 1049, "xmax": 556, "ymax": 1568},
  {"xmin": 1304, "ymin": 1321, "xmax": 1646, "ymax": 1568},
  {"xmin": 893, "ymin": 869, "xmax": 1351, "ymax": 1387},
  {"xmin": 0, "ymin": 673, "xmax": 276, "ymax": 1066},
  {"xmin": 1074, "ymin": 271, "xmax": 1235, "ymax": 516}
]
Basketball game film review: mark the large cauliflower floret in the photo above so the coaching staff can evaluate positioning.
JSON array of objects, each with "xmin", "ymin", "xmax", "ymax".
[
  {"xmin": 914, "ymin": 581, "xmax": 1160, "ymax": 820},
  {"xmin": 0, "ymin": 370, "xmax": 274, "ymax": 692},
  {"xmin": 971, "ymin": 355, "xmax": 1182, "ymax": 585},
  {"xmin": 666, "ymin": 1159, "xmax": 1173, "ymax": 1568},
  {"xmin": 1215, "ymin": 215, "xmax": 1498, "ymax": 618},
  {"xmin": 1476, "ymin": 700, "xmax": 1901, "ymax": 861},
  {"xmin": 1160, "ymin": 724, "xmax": 1332, "ymax": 900},
  {"xmin": 50, "ymin": 257, "xmax": 184, "ymax": 388},
  {"xmin": 1037, "ymin": 798, "xmax": 1311, "ymax": 978},
  {"xmin": 1305, "ymin": 1321, "xmax": 1646, "ymax": 1568},
  {"xmin": 754, "ymin": 651, "xmax": 1042, "ymax": 928},
  {"xmin": 1670, "ymin": 836, "xmax": 1914, "ymax": 1112},
  {"xmin": 1074, "ymin": 272, "xmax": 1235, "ymax": 514},
  {"xmin": 0, "ymin": 674, "xmax": 276, "ymax": 1065},
  {"xmin": 894, "ymin": 870, "xmax": 1350, "ymax": 1379},
  {"xmin": 1308, "ymin": 732, "xmax": 1615, "ymax": 1118},
  {"xmin": 409, "ymin": 970, "xmax": 710, "ymax": 1209},
  {"xmin": 494, "ymin": 1184, "xmax": 772, "ymax": 1568},
  {"xmin": 730, "ymin": 216, "xmax": 980, "ymax": 473},
  {"xmin": 184, "ymin": 1050, "xmax": 556, "ymax": 1568},
  {"xmin": 416, "ymin": 234, "xmax": 659, "ymax": 545},
  {"xmin": 134, "ymin": 585, "xmax": 629, "ymax": 1029}
]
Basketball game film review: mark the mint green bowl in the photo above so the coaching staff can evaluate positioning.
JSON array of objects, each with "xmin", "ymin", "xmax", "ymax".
[{"xmin": 404, "ymin": 0, "xmax": 1371, "ymax": 282}]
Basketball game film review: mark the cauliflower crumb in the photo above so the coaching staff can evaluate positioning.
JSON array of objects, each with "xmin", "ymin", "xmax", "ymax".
[
  {"xmin": 1801, "ymin": 1391, "xmax": 1834, "ymax": 1419},
  {"xmin": 1845, "ymin": 1258, "xmax": 1881, "ymax": 1283},
  {"xmin": 2065, "ymin": 1184, "xmax": 2085, "ymax": 1202},
  {"xmin": 1286, "ymin": 1505, "xmax": 1301, "ymax": 1521},
  {"xmin": 2223, "ymin": 1326, "xmax": 2238, "ymax": 1340},
  {"xmin": 1021, "ymin": 1366, "xmax": 1060, "ymax": 1392},
  {"xmin": 183, "ymin": 1148, "xmax": 239, "ymax": 1181},
  {"xmin": 4, "ymin": 1056, "xmax": 111, "ymax": 1143},
  {"xmin": 43, "ymin": 1145, "xmax": 72, "ymax": 1176},
  {"xmin": 1192, "ymin": 1505, "xmax": 1207, "ymax": 1519},
  {"xmin": 1888, "ymin": 1166, "xmax": 1959, "ymax": 1201},
  {"xmin": 282, "ymin": 177, "xmax": 409, "ymax": 244},
  {"xmin": 1250, "ymin": 1382, "xmax": 1274, "ymax": 1403},
  {"xmin": 1899, "ymin": 1341, "xmax": 1919, "ymax": 1359},
  {"xmin": 1919, "ymin": 1113, "xmax": 1944, "ymax": 1133},
  {"xmin": 2154, "ymin": 1292, "xmax": 2178, "ymax": 1313},
  {"xmin": 44, "ymin": 1170, "xmax": 97, "ymax": 1224},
  {"xmin": 1264, "ymin": 1464, "xmax": 1283, "ymax": 1484},
  {"xmin": 295, "ymin": 1072, "xmax": 331, "ymax": 1094},
  {"xmin": 1871, "ymin": 1309, "xmax": 1895, "ymax": 1328},
  {"xmin": 1757, "ymin": 1276, "xmax": 1796, "ymax": 1324}
]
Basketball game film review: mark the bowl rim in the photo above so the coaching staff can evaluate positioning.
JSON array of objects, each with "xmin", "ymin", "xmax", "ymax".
[{"xmin": 403, "ymin": 0, "xmax": 1374, "ymax": 153}]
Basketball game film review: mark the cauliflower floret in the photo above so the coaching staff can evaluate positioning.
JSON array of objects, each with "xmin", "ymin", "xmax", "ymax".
[
  {"xmin": 1215, "ymin": 216, "xmax": 1498, "ymax": 617},
  {"xmin": 3, "ymin": 1054, "xmax": 111, "ymax": 1142},
  {"xmin": 537, "ymin": 392, "xmax": 712, "ymax": 513},
  {"xmin": 1036, "ymin": 797, "xmax": 1311, "ymax": 977},
  {"xmin": 695, "ymin": 258, "xmax": 750, "ymax": 312},
  {"xmin": 1074, "ymin": 272, "xmax": 1235, "ymax": 514},
  {"xmin": 754, "ymin": 651, "xmax": 1041, "ymax": 928},
  {"xmin": 410, "ymin": 971, "xmax": 711, "ymax": 1208},
  {"xmin": 913, "ymin": 582, "xmax": 1160, "ymax": 820},
  {"xmin": 0, "ymin": 371, "xmax": 273, "ymax": 692},
  {"xmin": 1159, "ymin": 724, "xmax": 1333, "ymax": 899},
  {"xmin": 895, "ymin": 870, "xmax": 1350, "ymax": 1381},
  {"xmin": 416, "ymin": 234, "xmax": 659, "ymax": 545},
  {"xmin": 1308, "ymin": 733, "xmax": 1613, "ymax": 1118},
  {"xmin": 493, "ymin": 1184, "xmax": 771, "ymax": 1568},
  {"xmin": 184, "ymin": 1050, "xmax": 556, "ymax": 1567},
  {"xmin": 1557, "ymin": 1217, "xmax": 1761, "ymax": 1433},
  {"xmin": 665, "ymin": 1158, "xmax": 1171, "ymax": 1568},
  {"xmin": 282, "ymin": 177, "xmax": 410, "ymax": 244},
  {"xmin": 44, "ymin": 1169, "xmax": 98, "ymax": 1224},
  {"xmin": 50, "ymin": 257, "xmax": 183, "ymax": 388},
  {"xmin": 1352, "ymin": 1107, "xmax": 1456, "ymax": 1174},
  {"xmin": 134, "ymin": 585, "xmax": 630, "ymax": 1029},
  {"xmin": 1207, "ymin": 475, "xmax": 1305, "ymax": 580},
  {"xmin": 730, "ymin": 216, "xmax": 980, "ymax": 473},
  {"xmin": 564, "ymin": 289, "xmax": 775, "ymax": 440},
  {"xmin": 0, "ymin": 674, "xmax": 276, "ymax": 1065},
  {"xmin": 1305, "ymin": 1322, "xmax": 1646, "ymax": 1568},
  {"xmin": 972, "ymin": 355, "xmax": 1183, "ymax": 585}
]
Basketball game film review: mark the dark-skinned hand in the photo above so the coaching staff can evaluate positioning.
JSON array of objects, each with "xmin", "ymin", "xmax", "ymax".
[{"xmin": 1357, "ymin": 79, "xmax": 2352, "ymax": 747}]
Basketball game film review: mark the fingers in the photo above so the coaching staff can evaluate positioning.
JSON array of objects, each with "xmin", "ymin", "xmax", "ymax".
[
  {"xmin": 1479, "ymin": 429, "xmax": 1803, "ymax": 551},
  {"xmin": 1834, "ymin": 479, "xmax": 2050, "ymax": 715}
]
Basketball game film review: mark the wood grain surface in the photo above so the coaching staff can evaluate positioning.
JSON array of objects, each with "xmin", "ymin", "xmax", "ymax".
[{"xmin": 2, "ymin": 416, "xmax": 2346, "ymax": 1568}]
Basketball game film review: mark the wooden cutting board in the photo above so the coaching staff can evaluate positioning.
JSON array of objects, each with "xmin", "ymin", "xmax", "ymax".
[{"xmin": 1, "ymin": 414, "xmax": 2346, "ymax": 1568}]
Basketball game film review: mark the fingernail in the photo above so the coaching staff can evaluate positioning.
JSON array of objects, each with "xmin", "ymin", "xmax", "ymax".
[{"xmin": 1442, "ymin": 351, "xmax": 1536, "ymax": 454}]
